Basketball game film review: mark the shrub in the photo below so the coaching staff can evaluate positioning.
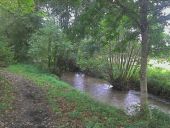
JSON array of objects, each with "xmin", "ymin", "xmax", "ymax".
[{"xmin": 0, "ymin": 40, "xmax": 13, "ymax": 67}]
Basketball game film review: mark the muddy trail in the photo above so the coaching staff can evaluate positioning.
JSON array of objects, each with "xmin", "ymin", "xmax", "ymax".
[{"xmin": 0, "ymin": 72, "xmax": 57, "ymax": 128}]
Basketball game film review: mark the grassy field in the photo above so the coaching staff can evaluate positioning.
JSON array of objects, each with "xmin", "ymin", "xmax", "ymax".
[{"xmin": 3, "ymin": 64, "xmax": 170, "ymax": 128}]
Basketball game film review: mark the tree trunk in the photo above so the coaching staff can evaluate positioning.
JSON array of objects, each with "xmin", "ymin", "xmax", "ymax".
[
  {"xmin": 139, "ymin": 0, "xmax": 149, "ymax": 112},
  {"xmin": 48, "ymin": 39, "xmax": 52, "ymax": 70}
]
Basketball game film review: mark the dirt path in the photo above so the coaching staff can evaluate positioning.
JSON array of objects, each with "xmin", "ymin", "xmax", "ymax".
[{"xmin": 0, "ymin": 72, "xmax": 57, "ymax": 128}]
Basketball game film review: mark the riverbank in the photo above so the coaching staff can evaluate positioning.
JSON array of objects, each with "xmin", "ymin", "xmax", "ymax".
[
  {"xmin": 147, "ymin": 67, "xmax": 170, "ymax": 100},
  {"xmin": 129, "ymin": 67, "xmax": 170, "ymax": 101},
  {"xmin": 0, "ymin": 64, "xmax": 169, "ymax": 127}
]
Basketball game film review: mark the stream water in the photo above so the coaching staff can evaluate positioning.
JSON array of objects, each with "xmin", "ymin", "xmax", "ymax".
[{"xmin": 61, "ymin": 72, "xmax": 170, "ymax": 115}]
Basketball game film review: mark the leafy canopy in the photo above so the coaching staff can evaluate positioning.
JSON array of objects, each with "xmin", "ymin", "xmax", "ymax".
[{"xmin": 0, "ymin": 0, "xmax": 35, "ymax": 15}]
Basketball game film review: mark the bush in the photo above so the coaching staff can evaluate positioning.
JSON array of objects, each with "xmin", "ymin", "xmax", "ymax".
[
  {"xmin": 28, "ymin": 22, "xmax": 73, "ymax": 75},
  {"xmin": 0, "ymin": 40, "xmax": 13, "ymax": 67}
]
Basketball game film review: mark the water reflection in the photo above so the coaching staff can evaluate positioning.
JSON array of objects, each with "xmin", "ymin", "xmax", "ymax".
[
  {"xmin": 73, "ymin": 73, "xmax": 85, "ymax": 90},
  {"xmin": 124, "ymin": 91, "xmax": 140, "ymax": 114},
  {"xmin": 61, "ymin": 72, "xmax": 170, "ymax": 115}
]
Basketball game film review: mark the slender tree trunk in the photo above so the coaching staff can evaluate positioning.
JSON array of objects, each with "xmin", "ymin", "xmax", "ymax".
[
  {"xmin": 108, "ymin": 41, "xmax": 114, "ymax": 85},
  {"xmin": 139, "ymin": 0, "xmax": 149, "ymax": 112},
  {"xmin": 48, "ymin": 37, "xmax": 52, "ymax": 70}
]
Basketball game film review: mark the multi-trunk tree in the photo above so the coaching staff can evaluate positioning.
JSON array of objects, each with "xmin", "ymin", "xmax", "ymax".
[
  {"xmin": 72, "ymin": 0, "xmax": 170, "ymax": 113},
  {"xmin": 112, "ymin": 0, "xmax": 170, "ymax": 113}
]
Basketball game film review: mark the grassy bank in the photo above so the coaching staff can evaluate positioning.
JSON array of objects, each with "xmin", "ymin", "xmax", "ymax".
[
  {"xmin": 0, "ymin": 76, "xmax": 14, "ymax": 113},
  {"xmin": 3, "ymin": 64, "xmax": 170, "ymax": 128},
  {"xmin": 147, "ymin": 67, "xmax": 170, "ymax": 100},
  {"xmin": 131, "ymin": 67, "xmax": 170, "ymax": 100}
]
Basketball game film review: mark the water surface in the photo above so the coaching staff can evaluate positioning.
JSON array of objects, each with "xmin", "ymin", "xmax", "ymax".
[{"xmin": 61, "ymin": 72, "xmax": 170, "ymax": 115}]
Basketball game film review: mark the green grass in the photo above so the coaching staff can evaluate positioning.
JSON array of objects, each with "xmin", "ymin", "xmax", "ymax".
[
  {"xmin": 0, "ymin": 76, "xmax": 14, "ymax": 113},
  {"xmin": 130, "ymin": 67, "xmax": 170, "ymax": 99},
  {"xmin": 148, "ymin": 67, "xmax": 170, "ymax": 99},
  {"xmin": 5, "ymin": 64, "xmax": 170, "ymax": 128}
]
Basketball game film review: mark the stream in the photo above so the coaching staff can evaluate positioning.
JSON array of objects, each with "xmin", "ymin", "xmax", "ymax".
[{"xmin": 61, "ymin": 72, "xmax": 170, "ymax": 115}]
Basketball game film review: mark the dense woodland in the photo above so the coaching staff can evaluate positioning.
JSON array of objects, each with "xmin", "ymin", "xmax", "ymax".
[{"xmin": 0, "ymin": 0, "xmax": 170, "ymax": 127}]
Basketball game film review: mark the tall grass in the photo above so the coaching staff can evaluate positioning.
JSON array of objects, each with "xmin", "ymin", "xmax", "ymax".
[
  {"xmin": 148, "ymin": 67, "xmax": 170, "ymax": 90},
  {"xmin": 148, "ymin": 67, "xmax": 170, "ymax": 99},
  {"xmin": 130, "ymin": 66, "xmax": 170, "ymax": 99}
]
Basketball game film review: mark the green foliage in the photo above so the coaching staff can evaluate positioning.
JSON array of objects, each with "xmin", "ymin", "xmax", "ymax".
[
  {"xmin": 0, "ymin": 39, "xmax": 13, "ymax": 66},
  {"xmin": 147, "ymin": 67, "xmax": 170, "ymax": 99},
  {"xmin": 72, "ymin": 0, "xmax": 170, "ymax": 79},
  {"xmin": 28, "ymin": 21, "xmax": 73, "ymax": 74},
  {"xmin": 36, "ymin": 0, "xmax": 82, "ymax": 32},
  {"xmin": 0, "ymin": 0, "xmax": 35, "ymax": 15},
  {"xmin": 77, "ymin": 36, "xmax": 140, "ymax": 88},
  {"xmin": 128, "ymin": 66, "xmax": 170, "ymax": 99},
  {"xmin": 148, "ymin": 67, "xmax": 170, "ymax": 90},
  {"xmin": 151, "ymin": 33, "xmax": 170, "ymax": 60},
  {"xmin": 77, "ymin": 37, "xmax": 107, "ymax": 77},
  {"xmin": 7, "ymin": 15, "xmax": 41, "ymax": 61},
  {"xmin": 0, "ymin": 5, "xmax": 41, "ymax": 62}
]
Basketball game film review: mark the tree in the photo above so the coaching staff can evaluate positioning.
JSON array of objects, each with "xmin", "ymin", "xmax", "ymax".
[
  {"xmin": 71, "ymin": 0, "xmax": 170, "ymax": 113},
  {"xmin": 0, "ymin": 0, "xmax": 41, "ymax": 62},
  {"xmin": 37, "ymin": 0, "xmax": 82, "ymax": 31},
  {"xmin": 0, "ymin": 38, "xmax": 13, "ymax": 67},
  {"xmin": 113, "ymin": 0, "xmax": 170, "ymax": 113},
  {"xmin": 0, "ymin": 0, "xmax": 34, "ymax": 16},
  {"xmin": 28, "ymin": 21, "xmax": 73, "ymax": 75},
  {"xmin": 138, "ymin": 0, "xmax": 149, "ymax": 112}
]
